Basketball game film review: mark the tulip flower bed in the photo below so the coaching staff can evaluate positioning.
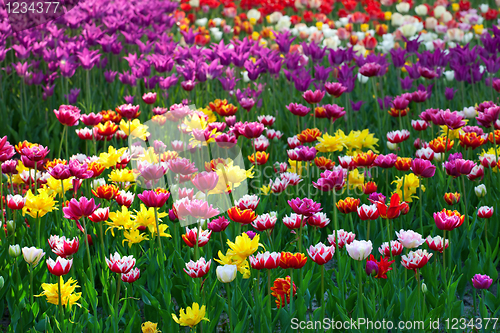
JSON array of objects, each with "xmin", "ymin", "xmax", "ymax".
[{"xmin": 2, "ymin": 0, "xmax": 500, "ymax": 332}]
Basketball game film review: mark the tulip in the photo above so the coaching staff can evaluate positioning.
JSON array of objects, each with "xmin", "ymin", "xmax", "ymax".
[
  {"xmin": 182, "ymin": 227, "xmax": 212, "ymax": 247},
  {"xmin": 327, "ymin": 229, "xmax": 356, "ymax": 249},
  {"xmin": 287, "ymin": 197, "xmax": 322, "ymax": 217},
  {"xmin": 410, "ymin": 158, "xmax": 436, "ymax": 178},
  {"xmin": 443, "ymin": 192, "xmax": 460, "ymax": 205},
  {"xmin": 48, "ymin": 235, "xmax": 79, "ymax": 258},
  {"xmin": 433, "ymin": 209, "xmax": 464, "ymax": 231},
  {"xmin": 279, "ymin": 252, "xmax": 308, "ymax": 269},
  {"xmin": 365, "ymin": 260, "xmax": 379, "ymax": 276},
  {"xmin": 411, "ymin": 119, "xmax": 429, "ymax": 131},
  {"xmin": 358, "ymin": 62, "xmax": 381, "ymax": 77},
  {"xmin": 6, "ymin": 194, "xmax": 25, "ymax": 210},
  {"xmin": 475, "ymin": 184, "xmax": 487, "ymax": 198},
  {"xmin": 121, "ymin": 267, "xmax": 141, "ymax": 283},
  {"xmin": 46, "ymin": 257, "xmax": 73, "ymax": 276},
  {"xmin": 357, "ymin": 204, "xmax": 379, "ymax": 220},
  {"xmin": 191, "ymin": 171, "xmax": 219, "ymax": 192},
  {"xmin": 373, "ymin": 154, "xmax": 398, "ymax": 168},
  {"xmin": 378, "ymin": 241, "xmax": 403, "ymax": 257},
  {"xmin": 142, "ymin": 92, "xmax": 157, "ymax": 104},
  {"xmin": 9, "ymin": 244, "xmax": 21, "ymax": 258},
  {"xmin": 302, "ymin": 89, "xmax": 325, "ymax": 104},
  {"xmin": 88, "ymin": 207, "xmax": 110, "ymax": 223},
  {"xmin": 471, "ymin": 274, "xmax": 493, "ymax": 289},
  {"xmin": 387, "ymin": 130, "xmax": 410, "ymax": 144},
  {"xmin": 116, "ymin": 191, "xmax": 135, "ymax": 207},
  {"xmin": 426, "ymin": 235, "xmax": 449, "ymax": 253},
  {"xmin": 137, "ymin": 190, "xmax": 170, "ymax": 208},
  {"xmin": 307, "ymin": 242, "xmax": 335, "ymax": 265},
  {"xmin": 63, "ymin": 197, "xmax": 99, "ymax": 220},
  {"xmin": 395, "ymin": 229, "xmax": 425, "ymax": 249},
  {"xmin": 216, "ymin": 265, "xmax": 237, "ymax": 283},
  {"xmin": 106, "ymin": 252, "xmax": 136, "ymax": 274},
  {"xmin": 235, "ymin": 194, "xmax": 260, "ymax": 211},
  {"xmin": 251, "ymin": 212, "xmax": 277, "ymax": 231},
  {"xmin": 324, "ymin": 82, "xmax": 347, "ymax": 97},
  {"xmin": 80, "ymin": 112, "xmax": 103, "ymax": 126},
  {"xmin": 22, "ymin": 247, "xmax": 45, "ymax": 267},
  {"xmin": 184, "ymin": 258, "xmax": 211, "ymax": 278},
  {"xmin": 401, "ymin": 249, "xmax": 433, "ymax": 270},
  {"xmin": 54, "ymin": 105, "xmax": 81, "ymax": 127},
  {"xmin": 478, "ymin": 206, "xmax": 494, "ymax": 218},
  {"xmin": 307, "ymin": 212, "xmax": 330, "ymax": 228},
  {"xmin": 468, "ymin": 165, "xmax": 484, "ymax": 181},
  {"xmin": 207, "ymin": 216, "xmax": 230, "ymax": 232},
  {"xmin": 249, "ymin": 252, "xmax": 281, "ymax": 270},
  {"xmin": 346, "ymin": 240, "xmax": 373, "ymax": 261}
]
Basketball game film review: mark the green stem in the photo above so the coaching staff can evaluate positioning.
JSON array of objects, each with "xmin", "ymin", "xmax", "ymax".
[
  {"xmin": 58, "ymin": 125, "xmax": 67, "ymax": 159},
  {"xmin": 419, "ymin": 180, "xmax": 424, "ymax": 235},
  {"xmin": 442, "ymin": 230, "xmax": 446, "ymax": 283},
  {"xmin": 58, "ymin": 277, "xmax": 65, "ymax": 330},
  {"xmin": 225, "ymin": 283, "xmax": 233, "ymax": 333},
  {"xmin": 321, "ymin": 265, "xmax": 325, "ymax": 320},
  {"xmin": 154, "ymin": 208, "xmax": 165, "ymax": 269},
  {"xmin": 114, "ymin": 277, "xmax": 122, "ymax": 308},
  {"xmin": 357, "ymin": 260, "xmax": 363, "ymax": 317},
  {"xmin": 29, "ymin": 265, "xmax": 34, "ymax": 304},
  {"xmin": 267, "ymin": 269, "xmax": 272, "ymax": 318},
  {"xmin": 83, "ymin": 217, "xmax": 94, "ymax": 286}
]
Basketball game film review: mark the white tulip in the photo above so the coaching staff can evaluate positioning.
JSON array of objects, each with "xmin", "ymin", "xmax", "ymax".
[
  {"xmin": 424, "ymin": 41, "xmax": 434, "ymax": 51},
  {"xmin": 357, "ymin": 73, "xmax": 369, "ymax": 84},
  {"xmin": 475, "ymin": 184, "xmax": 487, "ymax": 198},
  {"xmin": 415, "ymin": 4, "xmax": 428, "ymax": 16},
  {"xmin": 396, "ymin": 2, "xmax": 410, "ymax": 13},
  {"xmin": 463, "ymin": 107, "xmax": 477, "ymax": 118},
  {"xmin": 441, "ymin": 11, "xmax": 453, "ymax": 23},
  {"xmin": 9, "ymin": 244, "xmax": 21, "ymax": 258},
  {"xmin": 22, "ymin": 247, "xmax": 46, "ymax": 267},
  {"xmin": 247, "ymin": 9, "xmax": 261, "ymax": 22},
  {"xmin": 391, "ymin": 12, "xmax": 404, "ymax": 26},
  {"xmin": 443, "ymin": 71, "xmax": 455, "ymax": 81},
  {"xmin": 434, "ymin": 5, "xmax": 446, "ymax": 18},
  {"xmin": 479, "ymin": 4, "xmax": 489, "ymax": 13},
  {"xmin": 387, "ymin": 142, "xmax": 398, "ymax": 150},
  {"xmin": 216, "ymin": 265, "xmax": 237, "ymax": 283},
  {"xmin": 400, "ymin": 24, "xmax": 418, "ymax": 37},
  {"xmin": 195, "ymin": 18, "xmax": 208, "ymax": 26},
  {"xmin": 269, "ymin": 11, "xmax": 283, "ymax": 24}
]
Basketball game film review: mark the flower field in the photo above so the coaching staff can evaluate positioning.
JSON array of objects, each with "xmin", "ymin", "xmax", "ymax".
[{"xmin": 1, "ymin": 0, "xmax": 500, "ymax": 331}]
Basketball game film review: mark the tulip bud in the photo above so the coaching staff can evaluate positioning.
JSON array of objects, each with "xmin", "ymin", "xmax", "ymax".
[
  {"xmin": 463, "ymin": 106, "xmax": 476, "ymax": 119},
  {"xmin": 365, "ymin": 260, "xmax": 379, "ymax": 276},
  {"xmin": 6, "ymin": 220, "xmax": 15, "ymax": 234},
  {"xmin": 475, "ymin": 184, "xmax": 487, "ymax": 198},
  {"xmin": 216, "ymin": 264, "xmax": 237, "ymax": 283},
  {"xmin": 245, "ymin": 230, "xmax": 257, "ymax": 240},
  {"xmin": 421, "ymin": 282, "xmax": 427, "ymax": 294},
  {"xmin": 387, "ymin": 142, "xmax": 398, "ymax": 150},
  {"xmin": 433, "ymin": 153, "xmax": 443, "ymax": 163},
  {"xmin": 9, "ymin": 244, "xmax": 21, "ymax": 258}
]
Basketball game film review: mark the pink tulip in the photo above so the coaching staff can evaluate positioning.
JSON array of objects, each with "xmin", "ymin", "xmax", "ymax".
[
  {"xmin": 396, "ymin": 229, "xmax": 425, "ymax": 249},
  {"xmin": 191, "ymin": 171, "xmax": 219, "ymax": 192},
  {"xmin": 327, "ymin": 229, "xmax": 356, "ymax": 249},
  {"xmin": 54, "ymin": 105, "xmax": 81, "ymax": 127},
  {"xmin": 106, "ymin": 252, "xmax": 136, "ymax": 274},
  {"xmin": 307, "ymin": 242, "xmax": 335, "ymax": 265},
  {"xmin": 184, "ymin": 258, "xmax": 211, "ymax": 278}
]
